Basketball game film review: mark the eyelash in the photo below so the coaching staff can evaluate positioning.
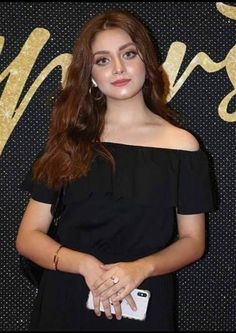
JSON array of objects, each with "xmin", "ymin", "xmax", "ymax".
[{"xmin": 95, "ymin": 50, "xmax": 138, "ymax": 66}]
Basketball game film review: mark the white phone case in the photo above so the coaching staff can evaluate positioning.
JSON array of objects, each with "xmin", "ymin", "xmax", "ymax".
[{"xmin": 86, "ymin": 288, "xmax": 151, "ymax": 321}]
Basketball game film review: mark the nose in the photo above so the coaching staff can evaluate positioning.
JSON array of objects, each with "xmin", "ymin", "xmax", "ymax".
[{"xmin": 112, "ymin": 57, "xmax": 125, "ymax": 75}]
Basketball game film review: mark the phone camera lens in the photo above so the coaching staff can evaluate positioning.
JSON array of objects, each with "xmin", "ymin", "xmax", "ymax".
[{"xmin": 137, "ymin": 292, "xmax": 147, "ymax": 297}]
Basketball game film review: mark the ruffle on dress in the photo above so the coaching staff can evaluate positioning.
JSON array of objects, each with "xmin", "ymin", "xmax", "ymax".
[{"xmin": 21, "ymin": 142, "xmax": 215, "ymax": 215}]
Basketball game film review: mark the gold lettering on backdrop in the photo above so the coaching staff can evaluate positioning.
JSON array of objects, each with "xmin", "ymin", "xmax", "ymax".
[
  {"xmin": 0, "ymin": 28, "xmax": 71, "ymax": 154},
  {"xmin": 216, "ymin": 2, "xmax": 236, "ymax": 20},
  {"xmin": 0, "ymin": 36, "xmax": 4, "ymax": 54},
  {"xmin": 162, "ymin": 43, "xmax": 236, "ymax": 123},
  {"xmin": 0, "ymin": 3, "xmax": 236, "ymax": 154}
]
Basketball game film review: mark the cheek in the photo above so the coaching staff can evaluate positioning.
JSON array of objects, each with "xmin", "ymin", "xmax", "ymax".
[
  {"xmin": 138, "ymin": 68, "xmax": 146, "ymax": 85},
  {"xmin": 91, "ymin": 68, "xmax": 110, "ymax": 86},
  {"xmin": 128, "ymin": 63, "xmax": 146, "ymax": 82}
]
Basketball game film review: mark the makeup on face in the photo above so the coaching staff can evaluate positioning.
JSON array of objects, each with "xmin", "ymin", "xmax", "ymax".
[{"xmin": 91, "ymin": 28, "xmax": 146, "ymax": 99}]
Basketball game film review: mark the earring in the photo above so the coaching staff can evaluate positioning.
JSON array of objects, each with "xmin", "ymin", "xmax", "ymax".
[
  {"xmin": 89, "ymin": 83, "xmax": 103, "ymax": 101},
  {"xmin": 91, "ymin": 78, "xmax": 97, "ymax": 87}
]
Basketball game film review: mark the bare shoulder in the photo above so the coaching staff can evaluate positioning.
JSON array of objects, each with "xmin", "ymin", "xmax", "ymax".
[{"xmin": 163, "ymin": 123, "xmax": 200, "ymax": 151}]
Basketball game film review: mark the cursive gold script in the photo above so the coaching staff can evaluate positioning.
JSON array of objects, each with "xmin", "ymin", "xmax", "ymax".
[
  {"xmin": 0, "ymin": 3, "xmax": 235, "ymax": 155},
  {"xmin": 0, "ymin": 28, "xmax": 72, "ymax": 155}
]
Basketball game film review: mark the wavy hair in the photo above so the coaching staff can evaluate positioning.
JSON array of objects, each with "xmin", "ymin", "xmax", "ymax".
[{"xmin": 33, "ymin": 9, "xmax": 180, "ymax": 189}]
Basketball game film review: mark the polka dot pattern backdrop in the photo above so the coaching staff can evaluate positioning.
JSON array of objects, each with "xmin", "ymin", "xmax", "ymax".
[{"xmin": 0, "ymin": 2, "xmax": 235, "ymax": 331}]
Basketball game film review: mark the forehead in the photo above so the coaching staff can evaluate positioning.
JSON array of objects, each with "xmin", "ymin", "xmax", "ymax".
[{"xmin": 91, "ymin": 28, "xmax": 134, "ymax": 53}]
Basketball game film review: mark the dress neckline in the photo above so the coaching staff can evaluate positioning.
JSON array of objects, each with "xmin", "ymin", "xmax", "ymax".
[{"xmin": 100, "ymin": 141, "xmax": 201, "ymax": 154}]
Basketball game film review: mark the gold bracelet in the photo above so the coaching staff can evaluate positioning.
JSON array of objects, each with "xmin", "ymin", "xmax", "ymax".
[{"xmin": 53, "ymin": 245, "xmax": 64, "ymax": 271}]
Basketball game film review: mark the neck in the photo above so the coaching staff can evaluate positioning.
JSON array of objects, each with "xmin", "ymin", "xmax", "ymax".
[{"xmin": 105, "ymin": 92, "xmax": 150, "ymax": 126}]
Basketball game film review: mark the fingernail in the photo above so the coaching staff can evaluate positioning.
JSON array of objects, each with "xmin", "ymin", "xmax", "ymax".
[{"xmin": 117, "ymin": 316, "xmax": 122, "ymax": 320}]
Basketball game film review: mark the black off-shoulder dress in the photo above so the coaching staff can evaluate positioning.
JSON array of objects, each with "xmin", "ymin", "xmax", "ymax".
[{"xmin": 22, "ymin": 142, "xmax": 215, "ymax": 332}]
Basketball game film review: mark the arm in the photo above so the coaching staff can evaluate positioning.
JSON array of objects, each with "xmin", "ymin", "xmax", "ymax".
[
  {"xmin": 16, "ymin": 198, "xmax": 136, "ymax": 319},
  {"xmin": 93, "ymin": 211, "xmax": 205, "ymax": 302},
  {"xmin": 136, "ymin": 211, "xmax": 205, "ymax": 277},
  {"xmin": 16, "ymin": 198, "xmax": 88, "ymax": 274}
]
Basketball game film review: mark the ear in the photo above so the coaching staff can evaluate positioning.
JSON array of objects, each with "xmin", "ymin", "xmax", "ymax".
[{"xmin": 91, "ymin": 78, "xmax": 98, "ymax": 87}]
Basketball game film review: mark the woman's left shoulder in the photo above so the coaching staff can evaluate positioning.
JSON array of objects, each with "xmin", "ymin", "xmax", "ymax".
[{"xmin": 164, "ymin": 123, "xmax": 200, "ymax": 152}]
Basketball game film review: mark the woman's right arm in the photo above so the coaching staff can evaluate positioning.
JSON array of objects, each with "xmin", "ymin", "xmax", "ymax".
[
  {"xmin": 16, "ymin": 198, "xmax": 134, "ymax": 319},
  {"xmin": 15, "ymin": 198, "xmax": 89, "ymax": 274}
]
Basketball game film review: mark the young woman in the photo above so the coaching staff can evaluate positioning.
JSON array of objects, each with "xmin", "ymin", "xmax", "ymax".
[{"xmin": 16, "ymin": 9, "xmax": 214, "ymax": 331}]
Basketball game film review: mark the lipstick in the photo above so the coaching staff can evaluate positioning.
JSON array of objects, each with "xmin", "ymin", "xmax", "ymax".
[{"xmin": 111, "ymin": 79, "xmax": 131, "ymax": 87}]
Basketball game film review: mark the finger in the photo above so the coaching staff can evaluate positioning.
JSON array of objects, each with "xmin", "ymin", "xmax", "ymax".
[
  {"xmin": 125, "ymin": 294, "xmax": 137, "ymax": 311},
  {"xmin": 112, "ymin": 288, "xmax": 131, "ymax": 304},
  {"xmin": 94, "ymin": 276, "xmax": 119, "ymax": 296},
  {"xmin": 92, "ymin": 277, "xmax": 105, "ymax": 290},
  {"xmin": 93, "ymin": 278, "xmax": 111, "ymax": 295},
  {"xmin": 102, "ymin": 299, "xmax": 113, "ymax": 320},
  {"xmin": 110, "ymin": 296, "xmax": 122, "ymax": 320},
  {"xmin": 93, "ymin": 295, "xmax": 101, "ymax": 317},
  {"xmin": 100, "ymin": 284, "xmax": 121, "ymax": 301}
]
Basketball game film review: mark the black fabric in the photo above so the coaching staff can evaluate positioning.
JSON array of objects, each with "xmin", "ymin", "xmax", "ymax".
[
  {"xmin": 21, "ymin": 169, "xmax": 59, "ymax": 205},
  {"xmin": 19, "ymin": 186, "xmax": 66, "ymax": 288},
  {"xmin": 22, "ymin": 142, "xmax": 215, "ymax": 331}
]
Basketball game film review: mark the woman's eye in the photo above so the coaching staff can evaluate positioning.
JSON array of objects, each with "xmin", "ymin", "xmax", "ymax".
[
  {"xmin": 124, "ymin": 50, "xmax": 137, "ymax": 59},
  {"xmin": 95, "ymin": 57, "xmax": 109, "ymax": 66}
]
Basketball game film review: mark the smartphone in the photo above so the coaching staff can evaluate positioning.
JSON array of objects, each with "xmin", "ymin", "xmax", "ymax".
[{"xmin": 86, "ymin": 288, "xmax": 151, "ymax": 321}]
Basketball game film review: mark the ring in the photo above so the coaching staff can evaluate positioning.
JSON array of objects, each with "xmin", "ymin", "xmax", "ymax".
[{"xmin": 111, "ymin": 276, "xmax": 119, "ymax": 284}]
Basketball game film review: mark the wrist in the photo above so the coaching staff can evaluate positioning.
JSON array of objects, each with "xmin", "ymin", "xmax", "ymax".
[
  {"xmin": 53, "ymin": 245, "xmax": 64, "ymax": 271},
  {"xmin": 54, "ymin": 247, "xmax": 91, "ymax": 275},
  {"xmin": 135, "ymin": 257, "xmax": 155, "ymax": 279},
  {"xmin": 77, "ymin": 253, "xmax": 94, "ymax": 277}
]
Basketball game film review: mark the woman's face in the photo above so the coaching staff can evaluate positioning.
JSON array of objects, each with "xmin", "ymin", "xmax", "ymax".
[{"xmin": 91, "ymin": 28, "xmax": 146, "ymax": 101}]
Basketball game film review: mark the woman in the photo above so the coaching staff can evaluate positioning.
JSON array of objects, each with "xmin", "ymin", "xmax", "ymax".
[{"xmin": 16, "ymin": 9, "xmax": 215, "ymax": 331}]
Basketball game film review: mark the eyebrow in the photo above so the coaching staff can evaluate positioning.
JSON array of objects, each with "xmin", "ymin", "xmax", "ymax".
[{"xmin": 93, "ymin": 42, "xmax": 136, "ymax": 56}]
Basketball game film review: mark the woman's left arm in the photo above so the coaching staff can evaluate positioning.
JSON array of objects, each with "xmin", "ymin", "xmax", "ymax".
[
  {"xmin": 139, "ymin": 211, "xmax": 205, "ymax": 277},
  {"xmin": 92, "ymin": 212, "xmax": 205, "ymax": 302}
]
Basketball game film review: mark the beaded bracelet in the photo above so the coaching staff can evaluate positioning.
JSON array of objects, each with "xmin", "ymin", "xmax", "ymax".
[{"xmin": 53, "ymin": 245, "xmax": 64, "ymax": 271}]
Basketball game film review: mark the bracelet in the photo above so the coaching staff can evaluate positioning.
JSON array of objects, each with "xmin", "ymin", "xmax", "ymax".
[{"xmin": 53, "ymin": 245, "xmax": 64, "ymax": 271}]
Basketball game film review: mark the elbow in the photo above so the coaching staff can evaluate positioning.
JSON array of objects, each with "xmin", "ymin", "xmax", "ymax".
[
  {"xmin": 15, "ymin": 235, "xmax": 23, "ymax": 255},
  {"xmin": 194, "ymin": 241, "xmax": 205, "ymax": 261},
  {"xmin": 15, "ymin": 231, "xmax": 28, "ymax": 255}
]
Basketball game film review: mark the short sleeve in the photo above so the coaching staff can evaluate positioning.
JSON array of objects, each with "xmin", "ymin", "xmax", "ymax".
[
  {"xmin": 177, "ymin": 150, "xmax": 215, "ymax": 214},
  {"xmin": 20, "ymin": 168, "xmax": 58, "ymax": 204}
]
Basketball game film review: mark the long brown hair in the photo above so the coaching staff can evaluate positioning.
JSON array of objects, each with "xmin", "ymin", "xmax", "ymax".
[{"xmin": 33, "ymin": 9, "xmax": 180, "ymax": 189}]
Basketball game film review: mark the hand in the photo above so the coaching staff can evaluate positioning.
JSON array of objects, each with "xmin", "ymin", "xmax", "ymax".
[
  {"xmin": 92, "ymin": 261, "xmax": 146, "ymax": 304},
  {"xmin": 80, "ymin": 254, "xmax": 115, "ymax": 319},
  {"xmin": 109, "ymin": 288, "xmax": 137, "ymax": 319}
]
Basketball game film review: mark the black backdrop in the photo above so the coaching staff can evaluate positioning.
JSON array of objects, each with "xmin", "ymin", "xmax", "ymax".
[{"xmin": 0, "ymin": 2, "xmax": 235, "ymax": 331}]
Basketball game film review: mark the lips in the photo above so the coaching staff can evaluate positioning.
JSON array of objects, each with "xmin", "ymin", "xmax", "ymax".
[{"xmin": 111, "ymin": 79, "xmax": 131, "ymax": 87}]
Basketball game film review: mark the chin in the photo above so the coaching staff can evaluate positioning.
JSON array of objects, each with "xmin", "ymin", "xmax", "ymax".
[{"xmin": 108, "ymin": 89, "xmax": 143, "ymax": 100}]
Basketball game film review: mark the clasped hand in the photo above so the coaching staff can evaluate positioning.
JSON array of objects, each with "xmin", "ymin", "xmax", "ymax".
[{"xmin": 91, "ymin": 261, "xmax": 145, "ymax": 320}]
